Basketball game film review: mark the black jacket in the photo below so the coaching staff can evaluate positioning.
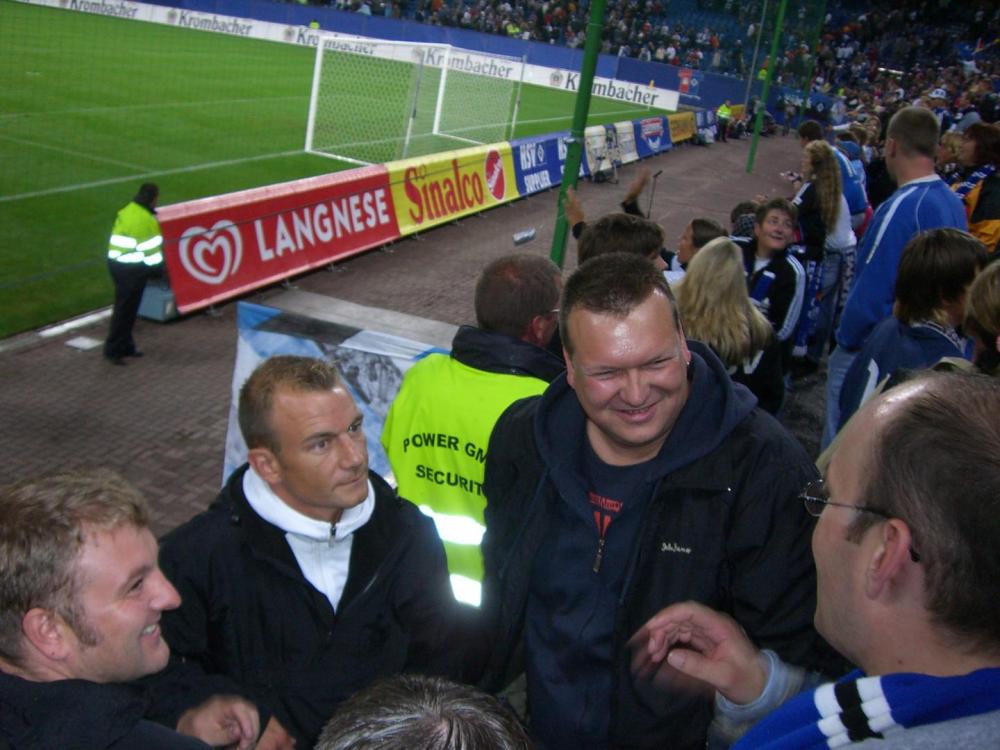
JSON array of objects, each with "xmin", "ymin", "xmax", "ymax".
[
  {"xmin": 477, "ymin": 342, "xmax": 825, "ymax": 749},
  {"xmin": 738, "ymin": 237, "xmax": 807, "ymax": 344},
  {"xmin": 159, "ymin": 466, "xmax": 463, "ymax": 748},
  {"xmin": 0, "ymin": 670, "xmax": 207, "ymax": 749}
]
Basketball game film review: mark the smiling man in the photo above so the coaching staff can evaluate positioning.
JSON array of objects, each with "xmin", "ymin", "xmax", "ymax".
[
  {"xmin": 475, "ymin": 253, "xmax": 829, "ymax": 749},
  {"xmin": 0, "ymin": 469, "xmax": 261, "ymax": 749},
  {"xmin": 158, "ymin": 356, "xmax": 463, "ymax": 749}
]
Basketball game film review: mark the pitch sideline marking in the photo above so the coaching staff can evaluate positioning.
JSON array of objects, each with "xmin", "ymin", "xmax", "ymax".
[
  {"xmin": 2, "ymin": 106, "xmax": 668, "ymax": 204},
  {"xmin": 0, "ymin": 133, "xmax": 151, "ymax": 173},
  {"xmin": 0, "ymin": 149, "xmax": 305, "ymax": 204}
]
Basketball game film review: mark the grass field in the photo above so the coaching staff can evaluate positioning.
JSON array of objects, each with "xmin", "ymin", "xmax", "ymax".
[{"xmin": 0, "ymin": 0, "xmax": 675, "ymax": 338}]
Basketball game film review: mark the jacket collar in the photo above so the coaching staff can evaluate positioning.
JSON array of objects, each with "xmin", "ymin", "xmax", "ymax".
[{"xmin": 451, "ymin": 325, "xmax": 564, "ymax": 382}]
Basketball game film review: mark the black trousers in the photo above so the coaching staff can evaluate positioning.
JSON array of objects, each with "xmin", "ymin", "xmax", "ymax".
[
  {"xmin": 717, "ymin": 117, "xmax": 729, "ymax": 142},
  {"xmin": 104, "ymin": 260, "xmax": 159, "ymax": 358}
]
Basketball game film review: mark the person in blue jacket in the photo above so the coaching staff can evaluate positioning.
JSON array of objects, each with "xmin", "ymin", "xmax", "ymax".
[{"xmin": 838, "ymin": 228, "xmax": 988, "ymax": 430}]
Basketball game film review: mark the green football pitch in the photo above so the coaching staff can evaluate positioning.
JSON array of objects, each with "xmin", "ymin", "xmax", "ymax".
[{"xmin": 0, "ymin": 0, "xmax": 675, "ymax": 338}]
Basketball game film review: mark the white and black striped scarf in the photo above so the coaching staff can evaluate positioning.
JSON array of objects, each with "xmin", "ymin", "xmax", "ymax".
[{"xmin": 733, "ymin": 668, "xmax": 1000, "ymax": 748}]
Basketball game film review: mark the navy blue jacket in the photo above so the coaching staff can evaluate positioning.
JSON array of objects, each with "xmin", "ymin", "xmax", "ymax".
[
  {"xmin": 838, "ymin": 318, "xmax": 965, "ymax": 430},
  {"xmin": 478, "ymin": 342, "xmax": 827, "ymax": 749}
]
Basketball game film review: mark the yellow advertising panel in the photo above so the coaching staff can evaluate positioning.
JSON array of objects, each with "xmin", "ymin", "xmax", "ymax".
[
  {"xmin": 387, "ymin": 144, "xmax": 521, "ymax": 236},
  {"xmin": 667, "ymin": 112, "xmax": 696, "ymax": 143}
]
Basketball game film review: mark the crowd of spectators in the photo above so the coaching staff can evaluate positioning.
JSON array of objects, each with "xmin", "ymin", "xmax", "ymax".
[{"xmin": 329, "ymin": 0, "xmax": 999, "ymax": 94}]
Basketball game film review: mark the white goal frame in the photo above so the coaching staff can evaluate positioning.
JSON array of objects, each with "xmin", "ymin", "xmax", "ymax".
[{"xmin": 304, "ymin": 36, "xmax": 525, "ymax": 165}]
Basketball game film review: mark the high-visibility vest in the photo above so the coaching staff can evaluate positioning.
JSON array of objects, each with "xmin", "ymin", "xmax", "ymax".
[
  {"xmin": 107, "ymin": 201, "xmax": 163, "ymax": 266},
  {"xmin": 717, "ymin": 104, "xmax": 732, "ymax": 120},
  {"xmin": 381, "ymin": 354, "xmax": 547, "ymax": 605}
]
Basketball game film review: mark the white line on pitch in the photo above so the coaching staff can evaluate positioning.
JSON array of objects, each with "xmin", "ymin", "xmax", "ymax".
[
  {"xmin": 0, "ymin": 133, "xmax": 151, "ymax": 172},
  {"xmin": 0, "ymin": 149, "xmax": 305, "ymax": 204},
  {"xmin": 0, "ymin": 95, "xmax": 306, "ymax": 121}
]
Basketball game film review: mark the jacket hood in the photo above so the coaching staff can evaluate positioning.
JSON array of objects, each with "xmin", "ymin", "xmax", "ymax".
[
  {"xmin": 451, "ymin": 325, "xmax": 564, "ymax": 382},
  {"xmin": 532, "ymin": 340, "xmax": 757, "ymax": 495}
]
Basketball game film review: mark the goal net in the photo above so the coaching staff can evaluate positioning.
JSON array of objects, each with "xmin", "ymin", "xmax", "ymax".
[{"xmin": 305, "ymin": 37, "xmax": 524, "ymax": 165}]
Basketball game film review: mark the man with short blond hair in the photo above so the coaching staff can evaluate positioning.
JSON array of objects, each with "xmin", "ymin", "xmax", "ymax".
[
  {"xmin": 0, "ymin": 469, "xmax": 261, "ymax": 749},
  {"xmin": 160, "ymin": 356, "xmax": 462, "ymax": 749}
]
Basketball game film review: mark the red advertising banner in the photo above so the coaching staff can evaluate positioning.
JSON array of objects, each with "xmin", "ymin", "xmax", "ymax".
[{"xmin": 158, "ymin": 166, "xmax": 400, "ymax": 313}]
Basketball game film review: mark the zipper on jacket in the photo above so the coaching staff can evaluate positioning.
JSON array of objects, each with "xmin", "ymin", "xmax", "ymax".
[{"xmin": 592, "ymin": 535, "xmax": 606, "ymax": 573}]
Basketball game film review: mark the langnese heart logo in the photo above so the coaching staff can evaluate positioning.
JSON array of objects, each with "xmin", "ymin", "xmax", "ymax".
[{"xmin": 178, "ymin": 221, "xmax": 243, "ymax": 285}]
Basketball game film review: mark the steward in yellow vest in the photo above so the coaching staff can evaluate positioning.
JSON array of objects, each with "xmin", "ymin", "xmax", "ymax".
[
  {"xmin": 381, "ymin": 255, "xmax": 564, "ymax": 605},
  {"xmin": 103, "ymin": 183, "xmax": 163, "ymax": 365},
  {"xmin": 716, "ymin": 100, "xmax": 733, "ymax": 142}
]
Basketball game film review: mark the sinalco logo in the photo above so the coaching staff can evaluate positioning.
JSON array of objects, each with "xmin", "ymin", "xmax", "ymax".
[
  {"xmin": 484, "ymin": 150, "xmax": 505, "ymax": 200},
  {"xmin": 178, "ymin": 220, "xmax": 242, "ymax": 285}
]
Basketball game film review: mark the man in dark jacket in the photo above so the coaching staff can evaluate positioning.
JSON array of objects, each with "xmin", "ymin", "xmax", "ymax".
[
  {"xmin": 159, "ymin": 356, "xmax": 463, "ymax": 749},
  {"xmin": 477, "ymin": 253, "xmax": 828, "ymax": 750},
  {"xmin": 0, "ymin": 469, "xmax": 261, "ymax": 749}
]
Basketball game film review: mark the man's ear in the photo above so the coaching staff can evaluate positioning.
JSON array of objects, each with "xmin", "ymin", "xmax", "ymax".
[
  {"xmin": 865, "ymin": 519, "xmax": 915, "ymax": 600},
  {"xmin": 563, "ymin": 347, "xmax": 575, "ymax": 388},
  {"xmin": 247, "ymin": 447, "xmax": 281, "ymax": 485},
  {"xmin": 21, "ymin": 608, "xmax": 70, "ymax": 661},
  {"xmin": 524, "ymin": 314, "xmax": 549, "ymax": 348}
]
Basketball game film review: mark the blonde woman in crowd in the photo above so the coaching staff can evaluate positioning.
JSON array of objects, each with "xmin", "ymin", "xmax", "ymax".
[
  {"xmin": 792, "ymin": 140, "xmax": 857, "ymax": 374},
  {"xmin": 676, "ymin": 237, "xmax": 784, "ymax": 413}
]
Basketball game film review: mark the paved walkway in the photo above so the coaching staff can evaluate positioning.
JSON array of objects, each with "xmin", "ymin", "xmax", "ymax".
[{"xmin": 1, "ymin": 133, "xmax": 822, "ymax": 536}]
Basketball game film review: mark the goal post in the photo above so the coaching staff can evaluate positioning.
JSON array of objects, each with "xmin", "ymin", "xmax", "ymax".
[{"xmin": 304, "ymin": 37, "xmax": 524, "ymax": 165}]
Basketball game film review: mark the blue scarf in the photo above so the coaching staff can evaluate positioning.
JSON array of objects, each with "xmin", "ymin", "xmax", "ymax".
[
  {"xmin": 734, "ymin": 668, "xmax": 1000, "ymax": 749},
  {"xmin": 954, "ymin": 164, "xmax": 996, "ymax": 203}
]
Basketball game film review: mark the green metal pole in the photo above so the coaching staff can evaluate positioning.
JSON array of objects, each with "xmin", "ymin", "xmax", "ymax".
[
  {"xmin": 746, "ymin": 0, "xmax": 789, "ymax": 174},
  {"xmin": 795, "ymin": 0, "xmax": 828, "ymax": 131},
  {"xmin": 549, "ymin": 0, "xmax": 608, "ymax": 268}
]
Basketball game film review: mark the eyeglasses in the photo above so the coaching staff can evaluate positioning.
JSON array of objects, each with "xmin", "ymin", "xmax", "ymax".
[{"xmin": 800, "ymin": 479, "xmax": 921, "ymax": 563}]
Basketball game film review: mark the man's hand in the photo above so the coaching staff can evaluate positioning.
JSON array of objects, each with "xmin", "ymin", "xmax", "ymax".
[
  {"xmin": 563, "ymin": 186, "xmax": 585, "ymax": 229},
  {"xmin": 628, "ymin": 601, "xmax": 767, "ymax": 705},
  {"xmin": 255, "ymin": 716, "xmax": 296, "ymax": 750},
  {"xmin": 176, "ymin": 695, "xmax": 260, "ymax": 749},
  {"xmin": 623, "ymin": 166, "xmax": 652, "ymax": 205}
]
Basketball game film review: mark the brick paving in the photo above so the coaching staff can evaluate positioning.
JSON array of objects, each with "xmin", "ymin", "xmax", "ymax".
[{"xmin": 1, "ymin": 133, "xmax": 822, "ymax": 537}]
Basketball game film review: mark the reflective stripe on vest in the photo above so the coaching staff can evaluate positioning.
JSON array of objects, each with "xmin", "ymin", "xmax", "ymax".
[
  {"xmin": 449, "ymin": 574, "xmax": 482, "ymax": 607},
  {"xmin": 383, "ymin": 353, "xmax": 549, "ymax": 596},
  {"xmin": 419, "ymin": 505, "xmax": 486, "ymax": 546},
  {"xmin": 106, "ymin": 202, "xmax": 162, "ymax": 263}
]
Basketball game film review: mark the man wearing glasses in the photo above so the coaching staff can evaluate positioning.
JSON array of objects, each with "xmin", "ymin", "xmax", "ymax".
[{"xmin": 633, "ymin": 371, "xmax": 1000, "ymax": 747}]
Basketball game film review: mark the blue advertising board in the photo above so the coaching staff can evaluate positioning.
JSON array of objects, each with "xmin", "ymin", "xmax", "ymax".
[
  {"xmin": 632, "ymin": 116, "xmax": 672, "ymax": 159},
  {"xmin": 510, "ymin": 133, "xmax": 590, "ymax": 197}
]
